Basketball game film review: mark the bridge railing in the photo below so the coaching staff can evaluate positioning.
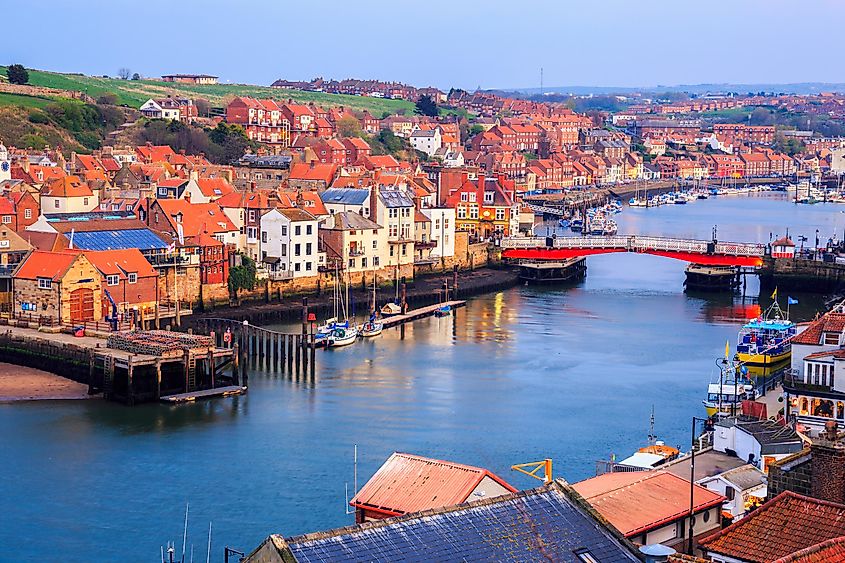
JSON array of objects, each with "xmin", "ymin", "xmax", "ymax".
[{"xmin": 501, "ymin": 235, "xmax": 767, "ymax": 257}]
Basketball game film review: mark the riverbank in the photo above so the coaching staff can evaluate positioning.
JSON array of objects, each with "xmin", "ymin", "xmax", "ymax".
[
  {"xmin": 188, "ymin": 266, "xmax": 520, "ymax": 327},
  {"xmin": 0, "ymin": 363, "xmax": 92, "ymax": 402}
]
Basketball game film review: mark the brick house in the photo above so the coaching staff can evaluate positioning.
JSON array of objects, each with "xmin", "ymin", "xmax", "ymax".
[
  {"xmin": 0, "ymin": 191, "xmax": 39, "ymax": 232},
  {"xmin": 313, "ymin": 138, "xmax": 347, "ymax": 165},
  {"xmin": 341, "ymin": 137, "xmax": 372, "ymax": 164},
  {"xmin": 197, "ymin": 231, "xmax": 229, "ymax": 285},
  {"xmin": 84, "ymin": 249, "xmax": 158, "ymax": 324},
  {"xmin": 226, "ymin": 97, "xmax": 291, "ymax": 147},
  {"xmin": 444, "ymin": 173, "xmax": 519, "ymax": 238}
]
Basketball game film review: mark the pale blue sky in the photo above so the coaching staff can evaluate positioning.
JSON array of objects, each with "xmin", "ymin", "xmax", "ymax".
[{"xmin": 7, "ymin": 0, "xmax": 844, "ymax": 90}]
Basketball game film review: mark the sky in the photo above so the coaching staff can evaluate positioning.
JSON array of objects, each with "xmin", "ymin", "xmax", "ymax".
[{"xmin": 7, "ymin": 0, "xmax": 845, "ymax": 91}]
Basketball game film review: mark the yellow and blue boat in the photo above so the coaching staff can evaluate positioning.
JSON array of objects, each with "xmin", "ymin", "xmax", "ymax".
[{"xmin": 736, "ymin": 302, "xmax": 796, "ymax": 366}]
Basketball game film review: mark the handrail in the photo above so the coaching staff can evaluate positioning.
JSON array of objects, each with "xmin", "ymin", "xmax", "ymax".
[{"xmin": 501, "ymin": 235, "xmax": 766, "ymax": 257}]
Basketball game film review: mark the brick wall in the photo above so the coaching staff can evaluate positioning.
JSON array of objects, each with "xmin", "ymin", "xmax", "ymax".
[
  {"xmin": 767, "ymin": 449, "xmax": 812, "ymax": 500},
  {"xmin": 811, "ymin": 442, "xmax": 845, "ymax": 504}
]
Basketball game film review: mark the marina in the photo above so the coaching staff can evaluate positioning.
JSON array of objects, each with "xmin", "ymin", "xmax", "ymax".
[{"xmin": 1, "ymin": 192, "xmax": 842, "ymax": 561}]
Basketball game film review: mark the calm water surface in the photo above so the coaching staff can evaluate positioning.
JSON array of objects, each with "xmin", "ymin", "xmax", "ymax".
[{"xmin": 1, "ymin": 193, "xmax": 841, "ymax": 561}]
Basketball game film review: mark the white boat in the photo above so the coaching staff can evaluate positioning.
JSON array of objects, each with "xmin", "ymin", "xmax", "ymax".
[
  {"xmin": 359, "ymin": 320, "xmax": 383, "ymax": 337},
  {"xmin": 326, "ymin": 326, "xmax": 359, "ymax": 347},
  {"xmin": 381, "ymin": 302, "xmax": 402, "ymax": 316}
]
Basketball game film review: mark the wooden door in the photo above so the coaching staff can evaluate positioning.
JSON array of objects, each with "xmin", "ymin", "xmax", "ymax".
[{"xmin": 70, "ymin": 288, "xmax": 94, "ymax": 322}]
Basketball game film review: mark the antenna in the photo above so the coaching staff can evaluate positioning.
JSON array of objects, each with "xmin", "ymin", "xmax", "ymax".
[
  {"xmin": 206, "ymin": 522, "xmax": 212, "ymax": 563},
  {"xmin": 648, "ymin": 405, "xmax": 656, "ymax": 445},
  {"xmin": 181, "ymin": 503, "xmax": 189, "ymax": 563},
  {"xmin": 345, "ymin": 444, "xmax": 359, "ymax": 515},
  {"xmin": 540, "ymin": 67, "xmax": 544, "ymax": 97}
]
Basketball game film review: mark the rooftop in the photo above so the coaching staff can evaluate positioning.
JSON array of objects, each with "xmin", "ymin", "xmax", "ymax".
[
  {"xmin": 249, "ymin": 480, "xmax": 640, "ymax": 563},
  {"xmin": 572, "ymin": 470, "xmax": 725, "ymax": 537},
  {"xmin": 700, "ymin": 491, "xmax": 845, "ymax": 563},
  {"xmin": 350, "ymin": 452, "xmax": 516, "ymax": 517}
]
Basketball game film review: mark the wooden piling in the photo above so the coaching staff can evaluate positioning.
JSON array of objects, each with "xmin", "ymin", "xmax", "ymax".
[
  {"xmin": 287, "ymin": 334, "xmax": 293, "ymax": 372},
  {"xmin": 154, "ymin": 358, "xmax": 162, "ymax": 401}
]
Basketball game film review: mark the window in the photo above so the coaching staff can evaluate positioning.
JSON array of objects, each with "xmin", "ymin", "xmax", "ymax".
[
  {"xmin": 281, "ymin": 225, "xmax": 288, "ymax": 236},
  {"xmin": 306, "ymin": 224, "xmax": 312, "ymax": 235},
  {"xmin": 1, "ymin": 216, "xmax": 10, "ymax": 224},
  {"xmin": 372, "ymin": 240, "xmax": 378, "ymax": 249},
  {"xmin": 247, "ymin": 226, "xmax": 258, "ymax": 241},
  {"xmin": 128, "ymin": 273, "xmax": 137, "ymax": 284},
  {"xmin": 248, "ymin": 210, "xmax": 256, "ymax": 222},
  {"xmin": 294, "ymin": 244, "xmax": 301, "ymax": 256},
  {"xmin": 281, "ymin": 244, "xmax": 287, "ymax": 257},
  {"xmin": 484, "ymin": 191, "xmax": 494, "ymax": 204},
  {"xmin": 37, "ymin": 277, "xmax": 52, "ymax": 289},
  {"xmin": 390, "ymin": 246, "xmax": 395, "ymax": 257},
  {"xmin": 496, "ymin": 208, "xmax": 505, "ymax": 221},
  {"xmin": 306, "ymin": 243, "xmax": 312, "ymax": 255},
  {"xmin": 457, "ymin": 206, "xmax": 466, "ymax": 219},
  {"xmin": 402, "ymin": 244, "xmax": 407, "ymax": 256},
  {"xmin": 825, "ymin": 332, "xmax": 840, "ymax": 345},
  {"xmin": 106, "ymin": 275, "xmax": 119, "ymax": 286},
  {"xmin": 305, "ymin": 262, "xmax": 312, "ymax": 271},
  {"xmin": 469, "ymin": 206, "xmax": 479, "ymax": 219},
  {"xmin": 362, "ymin": 257, "xmax": 368, "ymax": 268},
  {"xmin": 54, "ymin": 199, "xmax": 60, "ymax": 209},
  {"xmin": 460, "ymin": 193, "xmax": 468, "ymax": 202},
  {"xmin": 468, "ymin": 192, "xmax": 476, "ymax": 203},
  {"xmin": 24, "ymin": 209, "xmax": 31, "ymax": 219},
  {"xmin": 373, "ymin": 257, "xmax": 380, "ymax": 266},
  {"xmin": 348, "ymin": 258, "xmax": 355, "ymax": 268},
  {"xmin": 573, "ymin": 550, "xmax": 599, "ymax": 563},
  {"xmin": 295, "ymin": 225, "xmax": 301, "ymax": 236},
  {"xmin": 294, "ymin": 262, "xmax": 301, "ymax": 272},
  {"xmin": 261, "ymin": 231, "xmax": 268, "ymax": 243}
]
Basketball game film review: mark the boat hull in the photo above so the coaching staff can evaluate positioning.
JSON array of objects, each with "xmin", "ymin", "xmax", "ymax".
[{"xmin": 736, "ymin": 350, "xmax": 791, "ymax": 366}]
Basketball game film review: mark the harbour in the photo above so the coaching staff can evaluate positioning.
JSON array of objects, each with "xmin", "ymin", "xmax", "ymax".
[{"xmin": 0, "ymin": 192, "xmax": 841, "ymax": 561}]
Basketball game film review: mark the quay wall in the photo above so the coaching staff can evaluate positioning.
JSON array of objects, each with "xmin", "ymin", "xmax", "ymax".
[
  {"xmin": 759, "ymin": 257, "xmax": 845, "ymax": 293},
  {"xmin": 0, "ymin": 330, "xmax": 96, "ymax": 387}
]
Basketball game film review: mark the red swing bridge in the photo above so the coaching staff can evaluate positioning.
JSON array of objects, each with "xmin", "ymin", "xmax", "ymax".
[{"xmin": 500, "ymin": 235, "xmax": 766, "ymax": 267}]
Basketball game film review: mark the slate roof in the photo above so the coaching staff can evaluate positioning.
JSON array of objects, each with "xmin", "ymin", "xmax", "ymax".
[
  {"xmin": 700, "ymin": 492, "xmax": 845, "ymax": 563},
  {"xmin": 65, "ymin": 229, "xmax": 168, "ymax": 251},
  {"xmin": 379, "ymin": 190, "xmax": 414, "ymax": 208},
  {"xmin": 323, "ymin": 211, "xmax": 379, "ymax": 231},
  {"xmin": 572, "ymin": 471, "xmax": 725, "ymax": 538},
  {"xmin": 350, "ymin": 452, "xmax": 516, "ymax": 517},
  {"xmin": 320, "ymin": 188, "xmax": 369, "ymax": 206},
  {"xmin": 716, "ymin": 416, "xmax": 803, "ymax": 455},
  {"xmin": 251, "ymin": 481, "xmax": 640, "ymax": 563}
]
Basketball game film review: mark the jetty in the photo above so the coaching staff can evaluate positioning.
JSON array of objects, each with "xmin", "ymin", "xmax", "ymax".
[{"xmin": 382, "ymin": 300, "xmax": 466, "ymax": 327}]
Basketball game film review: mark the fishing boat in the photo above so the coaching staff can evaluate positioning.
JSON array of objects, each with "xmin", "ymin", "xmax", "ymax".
[
  {"xmin": 603, "ymin": 219, "xmax": 618, "ymax": 236},
  {"xmin": 359, "ymin": 319, "xmax": 383, "ymax": 337},
  {"xmin": 703, "ymin": 360, "xmax": 755, "ymax": 418},
  {"xmin": 570, "ymin": 218, "xmax": 583, "ymax": 232},
  {"xmin": 558, "ymin": 218, "xmax": 570, "ymax": 228},
  {"xmin": 736, "ymin": 300, "xmax": 796, "ymax": 366},
  {"xmin": 606, "ymin": 409, "xmax": 680, "ymax": 471},
  {"xmin": 589, "ymin": 218, "xmax": 606, "ymax": 235}
]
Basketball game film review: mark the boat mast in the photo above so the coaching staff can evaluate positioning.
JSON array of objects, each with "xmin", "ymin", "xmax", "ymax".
[{"xmin": 647, "ymin": 405, "xmax": 656, "ymax": 446}]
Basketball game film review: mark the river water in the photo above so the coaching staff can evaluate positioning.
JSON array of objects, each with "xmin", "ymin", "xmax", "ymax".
[{"xmin": 1, "ymin": 193, "xmax": 842, "ymax": 561}]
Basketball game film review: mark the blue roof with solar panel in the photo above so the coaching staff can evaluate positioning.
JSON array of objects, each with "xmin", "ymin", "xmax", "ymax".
[
  {"xmin": 68, "ymin": 229, "xmax": 168, "ymax": 251},
  {"xmin": 264, "ymin": 482, "xmax": 639, "ymax": 562}
]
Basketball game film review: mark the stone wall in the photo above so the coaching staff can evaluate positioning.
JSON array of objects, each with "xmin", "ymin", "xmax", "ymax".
[
  {"xmin": 760, "ymin": 257, "xmax": 845, "ymax": 292},
  {"xmin": 811, "ymin": 441, "xmax": 845, "ymax": 504}
]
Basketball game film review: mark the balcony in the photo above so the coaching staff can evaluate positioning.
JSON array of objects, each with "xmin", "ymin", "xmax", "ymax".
[
  {"xmin": 415, "ymin": 240, "xmax": 438, "ymax": 249},
  {"xmin": 267, "ymin": 270, "xmax": 294, "ymax": 281}
]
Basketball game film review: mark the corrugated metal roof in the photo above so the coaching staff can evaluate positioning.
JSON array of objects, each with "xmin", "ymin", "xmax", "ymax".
[
  {"xmin": 284, "ymin": 481, "xmax": 640, "ymax": 562},
  {"xmin": 350, "ymin": 452, "xmax": 515, "ymax": 516},
  {"xmin": 68, "ymin": 229, "xmax": 168, "ymax": 251}
]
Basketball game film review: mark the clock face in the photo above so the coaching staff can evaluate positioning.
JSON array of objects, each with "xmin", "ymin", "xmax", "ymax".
[{"xmin": 0, "ymin": 162, "xmax": 8, "ymax": 172}]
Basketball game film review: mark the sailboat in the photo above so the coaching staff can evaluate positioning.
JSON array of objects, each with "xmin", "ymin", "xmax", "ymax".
[
  {"xmin": 316, "ymin": 264, "xmax": 350, "ymax": 345},
  {"xmin": 327, "ymin": 266, "xmax": 358, "ymax": 347},
  {"xmin": 381, "ymin": 263, "xmax": 402, "ymax": 317},
  {"xmin": 360, "ymin": 277, "xmax": 384, "ymax": 337}
]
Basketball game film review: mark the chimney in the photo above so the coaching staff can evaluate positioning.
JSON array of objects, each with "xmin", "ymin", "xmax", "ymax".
[
  {"xmin": 477, "ymin": 172, "xmax": 485, "ymax": 190},
  {"xmin": 250, "ymin": 181, "xmax": 256, "ymax": 193},
  {"xmin": 184, "ymin": 191, "xmax": 191, "ymax": 203},
  {"xmin": 369, "ymin": 184, "xmax": 378, "ymax": 219},
  {"xmin": 811, "ymin": 420, "xmax": 845, "ymax": 504}
]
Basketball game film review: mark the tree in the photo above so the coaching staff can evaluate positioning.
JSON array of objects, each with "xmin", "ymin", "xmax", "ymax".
[
  {"xmin": 337, "ymin": 115, "xmax": 364, "ymax": 138},
  {"xmin": 131, "ymin": 73, "xmax": 141, "ymax": 81},
  {"xmin": 414, "ymin": 94, "xmax": 439, "ymax": 117},
  {"xmin": 228, "ymin": 255, "xmax": 257, "ymax": 300},
  {"xmin": 96, "ymin": 92, "xmax": 119, "ymax": 105},
  {"xmin": 117, "ymin": 68, "xmax": 131, "ymax": 80},
  {"xmin": 7, "ymin": 64, "xmax": 28, "ymax": 85}
]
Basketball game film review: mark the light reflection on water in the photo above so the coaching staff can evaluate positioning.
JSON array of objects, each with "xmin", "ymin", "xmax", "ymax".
[{"xmin": 0, "ymin": 193, "xmax": 839, "ymax": 561}]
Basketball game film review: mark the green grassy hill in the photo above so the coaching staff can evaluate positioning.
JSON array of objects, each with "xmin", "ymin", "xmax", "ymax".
[{"xmin": 0, "ymin": 66, "xmax": 415, "ymax": 116}]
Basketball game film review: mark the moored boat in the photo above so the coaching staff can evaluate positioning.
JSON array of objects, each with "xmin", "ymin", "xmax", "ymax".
[
  {"xmin": 381, "ymin": 302, "xmax": 402, "ymax": 317},
  {"xmin": 326, "ymin": 326, "xmax": 358, "ymax": 347},
  {"xmin": 359, "ymin": 320, "xmax": 383, "ymax": 337},
  {"xmin": 736, "ymin": 301, "xmax": 796, "ymax": 366},
  {"xmin": 703, "ymin": 378, "xmax": 754, "ymax": 417}
]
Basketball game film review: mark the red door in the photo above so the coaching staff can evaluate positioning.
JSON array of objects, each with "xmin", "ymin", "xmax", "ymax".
[{"xmin": 70, "ymin": 288, "xmax": 94, "ymax": 323}]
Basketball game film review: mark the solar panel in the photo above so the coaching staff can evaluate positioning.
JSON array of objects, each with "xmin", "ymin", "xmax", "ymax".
[{"xmin": 69, "ymin": 229, "xmax": 168, "ymax": 251}]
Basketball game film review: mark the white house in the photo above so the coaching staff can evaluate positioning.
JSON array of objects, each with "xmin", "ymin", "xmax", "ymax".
[
  {"xmin": 409, "ymin": 128, "xmax": 442, "ymax": 157},
  {"xmin": 697, "ymin": 464, "xmax": 766, "ymax": 519},
  {"xmin": 260, "ymin": 208, "xmax": 321, "ymax": 279},
  {"xmin": 139, "ymin": 98, "xmax": 181, "ymax": 121},
  {"xmin": 320, "ymin": 188, "xmax": 371, "ymax": 218},
  {"xmin": 713, "ymin": 416, "xmax": 803, "ymax": 472},
  {"xmin": 421, "ymin": 207, "xmax": 455, "ymax": 259}
]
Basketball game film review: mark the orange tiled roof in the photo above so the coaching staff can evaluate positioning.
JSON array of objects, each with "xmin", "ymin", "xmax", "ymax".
[
  {"xmin": 42, "ymin": 175, "xmax": 93, "ymax": 198},
  {"xmin": 350, "ymin": 452, "xmax": 516, "ymax": 517},
  {"xmin": 572, "ymin": 471, "xmax": 725, "ymax": 537},
  {"xmin": 83, "ymin": 248, "xmax": 156, "ymax": 279},
  {"xmin": 793, "ymin": 312, "xmax": 845, "ymax": 345},
  {"xmin": 14, "ymin": 250, "xmax": 79, "ymax": 281},
  {"xmin": 195, "ymin": 177, "xmax": 234, "ymax": 199},
  {"xmin": 700, "ymin": 492, "xmax": 845, "ymax": 563}
]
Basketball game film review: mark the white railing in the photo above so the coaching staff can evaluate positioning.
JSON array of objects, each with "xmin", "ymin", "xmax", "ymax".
[{"xmin": 501, "ymin": 235, "xmax": 766, "ymax": 257}]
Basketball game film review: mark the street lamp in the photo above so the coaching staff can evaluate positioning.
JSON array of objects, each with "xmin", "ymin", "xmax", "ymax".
[{"xmin": 688, "ymin": 415, "xmax": 712, "ymax": 554}]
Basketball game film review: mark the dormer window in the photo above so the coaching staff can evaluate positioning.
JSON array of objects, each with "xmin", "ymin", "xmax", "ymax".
[{"xmin": 824, "ymin": 332, "xmax": 840, "ymax": 346}]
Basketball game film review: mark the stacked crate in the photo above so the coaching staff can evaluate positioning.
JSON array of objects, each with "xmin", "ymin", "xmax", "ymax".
[{"xmin": 107, "ymin": 330, "xmax": 214, "ymax": 356}]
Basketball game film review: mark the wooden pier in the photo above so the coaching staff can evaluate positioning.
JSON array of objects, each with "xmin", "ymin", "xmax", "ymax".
[
  {"xmin": 381, "ymin": 301, "xmax": 466, "ymax": 327},
  {"xmin": 160, "ymin": 385, "xmax": 246, "ymax": 404}
]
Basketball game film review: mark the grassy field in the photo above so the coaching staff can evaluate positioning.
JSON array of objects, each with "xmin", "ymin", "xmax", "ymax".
[
  {"xmin": 0, "ymin": 92, "xmax": 55, "ymax": 110},
  {"xmin": 0, "ymin": 67, "xmax": 416, "ymax": 116}
]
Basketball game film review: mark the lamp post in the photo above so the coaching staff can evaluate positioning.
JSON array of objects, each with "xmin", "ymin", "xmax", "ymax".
[{"xmin": 688, "ymin": 415, "xmax": 711, "ymax": 554}]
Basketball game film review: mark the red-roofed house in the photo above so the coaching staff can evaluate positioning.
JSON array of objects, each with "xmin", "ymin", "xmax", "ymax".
[
  {"xmin": 0, "ymin": 191, "xmax": 39, "ymax": 232},
  {"xmin": 700, "ymin": 491, "xmax": 845, "ymax": 563},
  {"xmin": 572, "ymin": 471, "xmax": 724, "ymax": 553},
  {"xmin": 13, "ymin": 250, "xmax": 103, "ymax": 324},
  {"xmin": 342, "ymin": 137, "xmax": 372, "ymax": 164},
  {"xmin": 41, "ymin": 176, "xmax": 98, "ymax": 213},
  {"xmin": 288, "ymin": 162, "xmax": 337, "ymax": 190},
  {"xmin": 148, "ymin": 199, "xmax": 239, "ymax": 247},
  {"xmin": 772, "ymin": 237, "xmax": 796, "ymax": 259},
  {"xmin": 313, "ymin": 139, "xmax": 347, "ymax": 166},
  {"xmin": 350, "ymin": 452, "xmax": 516, "ymax": 523},
  {"xmin": 443, "ymin": 173, "xmax": 519, "ymax": 238},
  {"xmin": 226, "ymin": 97, "xmax": 290, "ymax": 147},
  {"xmin": 84, "ymin": 249, "xmax": 158, "ymax": 325}
]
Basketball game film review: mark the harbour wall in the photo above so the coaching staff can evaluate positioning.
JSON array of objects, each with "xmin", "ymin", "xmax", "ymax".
[{"xmin": 759, "ymin": 257, "xmax": 845, "ymax": 293}]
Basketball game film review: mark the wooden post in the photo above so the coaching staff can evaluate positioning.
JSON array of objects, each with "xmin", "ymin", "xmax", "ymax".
[
  {"xmin": 127, "ymin": 357, "xmax": 134, "ymax": 406},
  {"xmin": 207, "ymin": 349, "xmax": 215, "ymax": 389},
  {"xmin": 155, "ymin": 358, "xmax": 162, "ymax": 400},
  {"xmin": 309, "ymin": 333, "xmax": 316, "ymax": 378},
  {"xmin": 232, "ymin": 342, "xmax": 240, "ymax": 385},
  {"xmin": 295, "ymin": 334, "xmax": 301, "ymax": 372},
  {"xmin": 183, "ymin": 348, "xmax": 191, "ymax": 393},
  {"xmin": 287, "ymin": 334, "xmax": 293, "ymax": 372},
  {"xmin": 453, "ymin": 265, "xmax": 458, "ymax": 298},
  {"xmin": 87, "ymin": 350, "xmax": 95, "ymax": 395},
  {"xmin": 401, "ymin": 282, "xmax": 407, "ymax": 314}
]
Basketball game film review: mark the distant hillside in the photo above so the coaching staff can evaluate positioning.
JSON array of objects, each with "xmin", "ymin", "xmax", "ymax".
[
  {"xmin": 508, "ymin": 82, "xmax": 845, "ymax": 96},
  {"xmin": 0, "ymin": 66, "xmax": 415, "ymax": 116}
]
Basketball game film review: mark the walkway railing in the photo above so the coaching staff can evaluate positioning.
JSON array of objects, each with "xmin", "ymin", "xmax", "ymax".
[{"xmin": 501, "ymin": 235, "xmax": 766, "ymax": 257}]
